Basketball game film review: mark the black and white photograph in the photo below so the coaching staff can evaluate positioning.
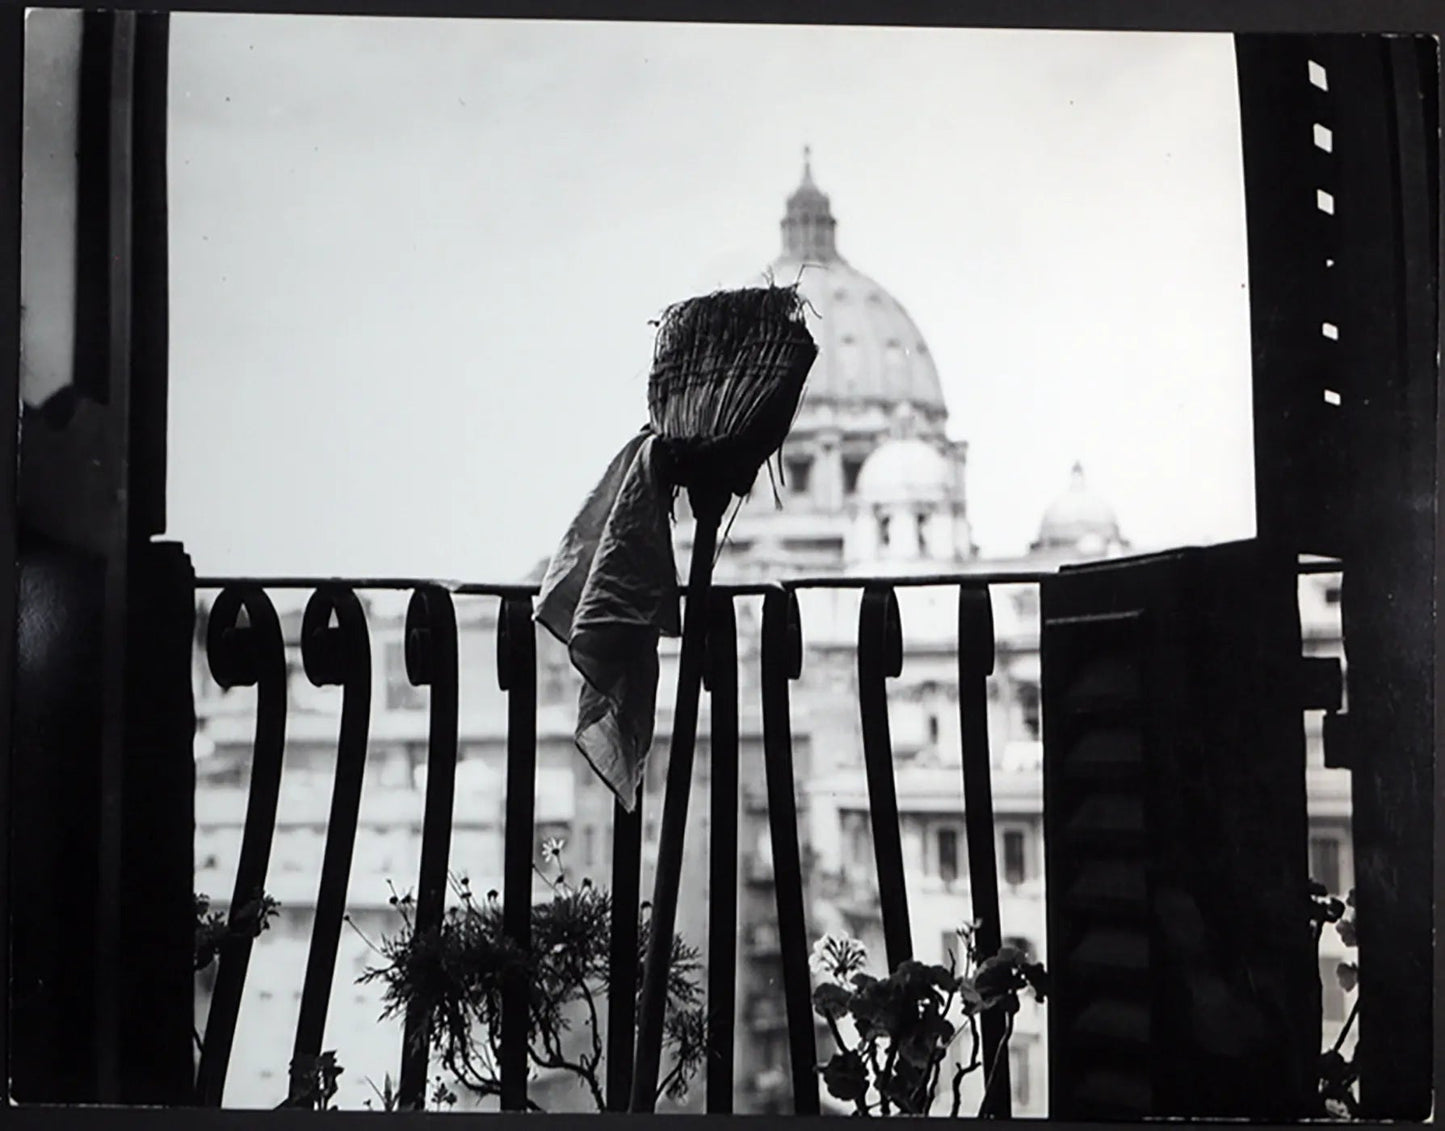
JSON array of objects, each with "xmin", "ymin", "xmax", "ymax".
[{"xmin": 4, "ymin": 4, "xmax": 1438, "ymax": 1124}]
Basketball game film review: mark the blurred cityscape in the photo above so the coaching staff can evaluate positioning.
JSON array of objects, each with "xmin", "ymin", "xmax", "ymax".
[{"xmin": 193, "ymin": 162, "xmax": 1354, "ymax": 1114}]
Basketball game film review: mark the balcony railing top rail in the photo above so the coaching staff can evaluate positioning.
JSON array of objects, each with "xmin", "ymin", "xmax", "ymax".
[
  {"xmin": 195, "ymin": 555, "xmax": 1342, "ymax": 595},
  {"xmin": 195, "ymin": 569, "xmax": 1052, "ymax": 595}
]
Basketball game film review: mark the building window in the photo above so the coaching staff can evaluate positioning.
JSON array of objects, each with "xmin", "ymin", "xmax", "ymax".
[
  {"xmin": 1325, "ymin": 584, "xmax": 1342, "ymax": 605},
  {"xmin": 1310, "ymin": 835, "xmax": 1342, "ymax": 893},
  {"xmin": 916, "ymin": 512, "xmax": 929, "ymax": 554},
  {"xmin": 879, "ymin": 514, "xmax": 892, "ymax": 548},
  {"xmin": 1002, "ymin": 829, "xmax": 1027, "ymax": 885},
  {"xmin": 938, "ymin": 827, "xmax": 959, "ymax": 884},
  {"xmin": 384, "ymin": 641, "xmax": 426, "ymax": 711},
  {"xmin": 927, "ymin": 713, "xmax": 940, "ymax": 744},
  {"xmin": 838, "ymin": 339, "xmax": 861, "ymax": 387},
  {"xmin": 1320, "ymin": 956, "xmax": 1347, "ymax": 1022},
  {"xmin": 785, "ymin": 456, "xmax": 812, "ymax": 495},
  {"xmin": 783, "ymin": 536, "xmax": 843, "ymax": 556},
  {"xmin": 405, "ymin": 742, "xmax": 426, "ymax": 789},
  {"xmin": 843, "ymin": 457, "xmax": 864, "ymax": 495},
  {"xmin": 844, "ymin": 812, "xmax": 871, "ymax": 871},
  {"xmin": 1009, "ymin": 1042, "xmax": 1032, "ymax": 1108},
  {"xmin": 1017, "ymin": 682, "xmax": 1041, "ymax": 740},
  {"xmin": 285, "ymin": 656, "xmax": 303, "ymax": 694}
]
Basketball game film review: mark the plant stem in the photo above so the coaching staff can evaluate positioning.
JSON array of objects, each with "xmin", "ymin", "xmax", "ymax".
[
  {"xmin": 656, "ymin": 1060, "xmax": 686, "ymax": 1105},
  {"xmin": 1331, "ymin": 997, "xmax": 1361, "ymax": 1054},
  {"xmin": 915, "ymin": 985, "xmax": 960, "ymax": 1113},
  {"xmin": 580, "ymin": 979, "xmax": 605, "ymax": 1078},
  {"xmin": 864, "ymin": 1039, "xmax": 885, "ymax": 1110},
  {"xmin": 950, "ymin": 1010, "xmax": 985, "ymax": 1113},
  {"xmin": 445, "ymin": 1022, "xmax": 508, "ymax": 1104},
  {"xmin": 917, "ymin": 1052, "xmax": 942, "ymax": 1114},
  {"xmin": 879, "ymin": 1040, "xmax": 899, "ymax": 1116}
]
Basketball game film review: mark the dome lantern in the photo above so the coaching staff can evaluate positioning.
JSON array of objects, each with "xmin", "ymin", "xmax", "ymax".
[{"xmin": 781, "ymin": 147, "xmax": 839, "ymax": 263}]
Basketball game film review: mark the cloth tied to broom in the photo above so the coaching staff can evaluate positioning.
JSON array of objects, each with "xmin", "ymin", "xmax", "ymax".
[{"xmin": 534, "ymin": 285, "xmax": 817, "ymax": 811}]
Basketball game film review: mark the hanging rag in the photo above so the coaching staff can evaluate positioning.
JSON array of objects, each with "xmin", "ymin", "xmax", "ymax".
[{"xmin": 534, "ymin": 427, "xmax": 681, "ymax": 811}]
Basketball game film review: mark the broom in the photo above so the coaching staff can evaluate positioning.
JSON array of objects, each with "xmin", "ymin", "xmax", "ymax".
[{"xmin": 630, "ymin": 285, "xmax": 816, "ymax": 1111}]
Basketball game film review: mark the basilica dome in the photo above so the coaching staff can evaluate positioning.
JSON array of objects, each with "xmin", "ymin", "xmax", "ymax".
[{"xmin": 754, "ymin": 154, "xmax": 947, "ymax": 424}]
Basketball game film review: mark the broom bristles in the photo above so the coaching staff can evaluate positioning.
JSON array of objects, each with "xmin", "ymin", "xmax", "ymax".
[{"xmin": 648, "ymin": 285, "xmax": 817, "ymax": 499}]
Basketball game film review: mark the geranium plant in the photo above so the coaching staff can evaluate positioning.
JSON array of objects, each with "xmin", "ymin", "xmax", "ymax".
[
  {"xmin": 362, "ymin": 840, "xmax": 709, "ymax": 1111},
  {"xmin": 283, "ymin": 1050, "xmax": 343, "ymax": 1110},
  {"xmin": 811, "ymin": 923, "xmax": 1049, "ymax": 1116},
  {"xmin": 194, "ymin": 888, "xmax": 281, "ymax": 973},
  {"xmin": 194, "ymin": 888, "xmax": 281, "ymax": 1057},
  {"xmin": 1310, "ymin": 882, "xmax": 1359, "ymax": 1118}
]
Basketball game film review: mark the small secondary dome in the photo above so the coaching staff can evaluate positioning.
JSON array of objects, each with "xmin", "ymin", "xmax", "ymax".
[
  {"xmin": 1033, "ymin": 462, "xmax": 1128, "ymax": 555},
  {"xmin": 856, "ymin": 404, "xmax": 954, "ymax": 506}
]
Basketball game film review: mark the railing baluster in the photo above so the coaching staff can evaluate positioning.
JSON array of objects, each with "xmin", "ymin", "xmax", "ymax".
[
  {"xmin": 195, "ymin": 586, "xmax": 287, "ymax": 1107},
  {"xmin": 497, "ymin": 595, "xmax": 537, "ymax": 1111},
  {"xmin": 760, "ymin": 587, "xmax": 819, "ymax": 1115},
  {"xmin": 704, "ymin": 592, "xmax": 739, "ymax": 1114},
  {"xmin": 605, "ymin": 797, "xmax": 642, "ymax": 1111},
  {"xmin": 397, "ymin": 586, "xmax": 459, "ymax": 1110},
  {"xmin": 288, "ymin": 585, "xmax": 371, "ymax": 1099},
  {"xmin": 287, "ymin": 589, "xmax": 372, "ymax": 1103},
  {"xmin": 957, "ymin": 585, "xmax": 1010, "ymax": 1117},
  {"xmin": 857, "ymin": 585, "xmax": 911, "ymax": 969}
]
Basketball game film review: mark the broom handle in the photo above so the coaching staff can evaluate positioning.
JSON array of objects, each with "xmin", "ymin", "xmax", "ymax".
[{"xmin": 630, "ymin": 489, "xmax": 726, "ymax": 1112}]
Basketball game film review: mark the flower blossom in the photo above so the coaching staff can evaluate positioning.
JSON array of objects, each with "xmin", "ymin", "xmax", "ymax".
[{"xmin": 810, "ymin": 933, "xmax": 869, "ymax": 985}]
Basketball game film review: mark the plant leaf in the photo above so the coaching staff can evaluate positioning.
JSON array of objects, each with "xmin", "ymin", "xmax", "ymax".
[
  {"xmin": 813, "ymin": 982, "xmax": 852, "ymax": 1020},
  {"xmin": 821, "ymin": 1050, "xmax": 869, "ymax": 1103}
]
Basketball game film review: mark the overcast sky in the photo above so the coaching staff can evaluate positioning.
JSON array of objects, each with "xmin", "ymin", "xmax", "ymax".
[{"xmin": 165, "ymin": 16, "xmax": 1256, "ymax": 581}]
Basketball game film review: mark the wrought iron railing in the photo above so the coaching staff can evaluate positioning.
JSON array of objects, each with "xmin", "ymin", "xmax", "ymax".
[{"xmin": 190, "ymin": 570, "xmax": 1052, "ymax": 1115}]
